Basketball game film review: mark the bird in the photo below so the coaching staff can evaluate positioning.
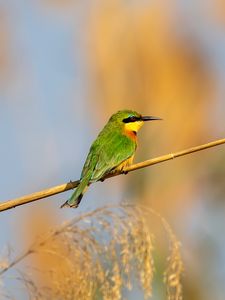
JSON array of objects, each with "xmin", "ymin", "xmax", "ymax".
[{"xmin": 61, "ymin": 110, "xmax": 161, "ymax": 208}]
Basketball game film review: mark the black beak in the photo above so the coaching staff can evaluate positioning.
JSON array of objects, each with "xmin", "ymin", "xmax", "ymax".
[{"xmin": 141, "ymin": 116, "xmax": 162, "ymax": 121}]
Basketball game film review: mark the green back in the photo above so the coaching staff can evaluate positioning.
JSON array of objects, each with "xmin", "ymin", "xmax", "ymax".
[{"xmin": 81, "ymin": 121, "xmax": 136, "ymax": 182}]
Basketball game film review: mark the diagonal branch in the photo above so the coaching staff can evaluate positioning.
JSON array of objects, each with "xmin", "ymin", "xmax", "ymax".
[{"xmin": 0, "ymin": 138, "xmax": 225, "ymax": 213}]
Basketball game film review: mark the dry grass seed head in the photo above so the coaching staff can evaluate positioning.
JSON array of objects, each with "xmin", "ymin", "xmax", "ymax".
[{"xmin": 1, "ymin": 205, "xmax": 183, "ymax": 300}]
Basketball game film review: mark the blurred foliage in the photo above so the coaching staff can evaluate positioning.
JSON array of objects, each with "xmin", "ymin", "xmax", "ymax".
[
  {"xmin": 86, "ymin": 0, "xmax": 215, "ymax": 215},
  {"xmin": 0, "ymin": 1, "xmax": 225, "ymax": 299},
  {"xmin": 0, "ymin": 9, "xmax": 11, "ymax": 85}
]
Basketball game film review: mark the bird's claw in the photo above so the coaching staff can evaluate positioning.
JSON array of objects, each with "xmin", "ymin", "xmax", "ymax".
[{"xmin": 69, "ymin": 180, "xmax": 75, "ymax": 189}]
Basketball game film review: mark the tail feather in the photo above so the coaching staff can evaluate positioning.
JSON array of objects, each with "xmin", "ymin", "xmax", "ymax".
[{"xmin": 60, "ymin": 177, "xmax": 89, "ymax": 208}]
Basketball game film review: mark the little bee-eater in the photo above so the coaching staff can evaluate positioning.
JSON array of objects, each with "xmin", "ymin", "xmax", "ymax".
[{"xmin": 61, "ymin": 110, "xmax": 161, "ymax": 208}]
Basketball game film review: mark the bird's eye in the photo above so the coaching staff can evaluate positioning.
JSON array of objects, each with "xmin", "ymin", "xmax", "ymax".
[
  {"xmin": 129, "ymin": 116, "xmax": 137, "ymax": 121},
  {"xmin": 123, "ymin": 115, "xmax": 140, "ymax": 123}
]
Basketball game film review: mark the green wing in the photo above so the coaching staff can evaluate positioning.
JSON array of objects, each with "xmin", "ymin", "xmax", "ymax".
[
  {"xmin": 81, "ymin": 128, "xmax": 136, "ymax": 182},
  {"xmin": 61, "ymin": 125, "xmax": 136, "ymax": 208}
]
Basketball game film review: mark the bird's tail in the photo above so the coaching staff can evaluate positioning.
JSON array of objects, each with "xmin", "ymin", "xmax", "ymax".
[{"xmin": 60, "ymin": 176, "xmax": 90, "ymax": 208}]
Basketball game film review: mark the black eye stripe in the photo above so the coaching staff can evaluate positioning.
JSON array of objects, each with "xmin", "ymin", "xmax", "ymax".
[{"xmin": 123, "ymin": 116, "xmax": 141, "ymax": 123}]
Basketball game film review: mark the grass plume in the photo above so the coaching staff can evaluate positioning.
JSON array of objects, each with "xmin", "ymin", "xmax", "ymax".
[{"xmin": 0, "ymin": 204, "xmax": 183, "ymax": 299}]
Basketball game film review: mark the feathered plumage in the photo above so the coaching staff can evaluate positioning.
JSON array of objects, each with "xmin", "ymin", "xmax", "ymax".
[{"xmin": 61, "ymin": 110, "xmax": 161, "ymax": 208}]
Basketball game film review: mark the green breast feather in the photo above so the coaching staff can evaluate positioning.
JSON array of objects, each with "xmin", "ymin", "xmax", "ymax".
[{"xmin": 81, "ymin": 126, "xmax": 136, "ymax": 182}]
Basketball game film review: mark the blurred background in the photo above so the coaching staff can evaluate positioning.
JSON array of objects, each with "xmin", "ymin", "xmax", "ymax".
[{"xmin": 0, "ymin": 0, "xmax": 225, "ymax": 299}]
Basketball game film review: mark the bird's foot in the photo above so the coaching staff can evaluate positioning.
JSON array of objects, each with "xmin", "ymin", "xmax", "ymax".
[{"xmin": 69, "ymin": 180, "xmax": 75, "ymax": 189}]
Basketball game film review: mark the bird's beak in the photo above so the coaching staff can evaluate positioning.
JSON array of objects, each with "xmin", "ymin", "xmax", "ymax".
[{"xmin": 141, "ymin": 116, "xmax": 162, "ymax": 121}]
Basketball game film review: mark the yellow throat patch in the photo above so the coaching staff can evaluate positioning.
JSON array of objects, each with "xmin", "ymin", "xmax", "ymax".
[{"xmin": 124, "ymin": 120, "xmax": 144, "ymax": 133}]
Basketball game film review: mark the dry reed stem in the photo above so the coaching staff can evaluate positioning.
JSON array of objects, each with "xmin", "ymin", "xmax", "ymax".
[
  {"xmin": 0, "ymin": 138, "xmax": 224, "ymax": 212},
  {"xmin": 0, "ymin": 204, "xmax": 183, "ymax": 300}
]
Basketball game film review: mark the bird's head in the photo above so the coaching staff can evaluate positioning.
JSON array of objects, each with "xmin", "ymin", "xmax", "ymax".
[{"xmin": 109, "ymin": 110, "xmax": 161, "ymax": 136}]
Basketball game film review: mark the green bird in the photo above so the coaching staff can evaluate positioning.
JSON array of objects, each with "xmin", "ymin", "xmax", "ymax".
[{"xmin": 61, "ymin": 110, "xmax": 161, "ymax": 208}]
